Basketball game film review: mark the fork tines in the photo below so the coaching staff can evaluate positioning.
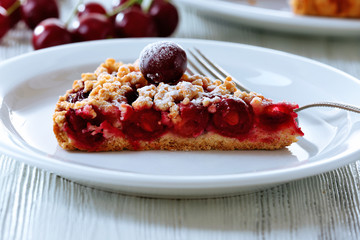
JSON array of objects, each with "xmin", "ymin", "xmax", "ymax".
[{"xmin": 187, "ymin": 48, "xmax": 250, "ymax": 92}]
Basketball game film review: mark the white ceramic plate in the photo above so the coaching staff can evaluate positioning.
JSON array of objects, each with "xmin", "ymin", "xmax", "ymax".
[
  {"xmin": 1, "ymin": 38, "xmax": 360, "ymax": 198},
  {"xmin": 174, "ymin": 0, "xmax": 360, "ymax": 36}
]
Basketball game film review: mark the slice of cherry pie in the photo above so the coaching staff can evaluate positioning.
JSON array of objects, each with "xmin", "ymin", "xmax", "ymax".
[{"xmin": 53, "ymin": 41, "xmax": 303, "ymax": 151}]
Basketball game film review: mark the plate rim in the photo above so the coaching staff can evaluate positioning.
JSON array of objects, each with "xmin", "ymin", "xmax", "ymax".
[
  {"xmin": 174, "ymin": 0, "xmax": 360, "ymax": 36},
  {"xmin": 1, "ymin": 38, "xmax": 360, "ymax": 196}
]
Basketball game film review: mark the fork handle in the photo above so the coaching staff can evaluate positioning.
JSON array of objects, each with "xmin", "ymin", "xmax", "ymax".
[{"xmin": 295, "ymin": 102, "xmax": 360, "ymax": 114}]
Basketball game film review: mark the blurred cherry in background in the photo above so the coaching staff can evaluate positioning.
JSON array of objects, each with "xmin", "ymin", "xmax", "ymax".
[{"xmin": 0, "ymin": 0, "xmax": 180, "ymax": 50}]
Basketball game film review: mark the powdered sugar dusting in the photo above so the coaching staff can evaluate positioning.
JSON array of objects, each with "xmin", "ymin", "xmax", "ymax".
[
  {"xmin": 140, "ymin": 41, "xmax": 183, "ymax": 64},
  {"xmin": 139, "ymin": 41, "xmax": 187, "ymax": 83},
  {"xmin": 61, "ymin": 58, "xmax": 271, "ymax": 122}
]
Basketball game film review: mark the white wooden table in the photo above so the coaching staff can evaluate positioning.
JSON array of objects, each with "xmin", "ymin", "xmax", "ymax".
[{"xmin": 1, "ymin": 1, "xmax": 360, "ymax": 239}]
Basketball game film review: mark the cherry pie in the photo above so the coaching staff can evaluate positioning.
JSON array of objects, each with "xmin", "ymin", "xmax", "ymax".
[{"xmin": 53, "ymin": 42, "xmax": 303, "ymax": 151}]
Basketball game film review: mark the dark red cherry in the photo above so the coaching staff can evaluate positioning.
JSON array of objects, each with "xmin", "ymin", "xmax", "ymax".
[
  {"xmin": 21, "ymin": 0, "xmax": 59, "ymax": 29},
  {"xmin": 173, "ymin": 103, "xmax": 209, "ymax": 137},
  {"xmin": 212, "ymin": 98, "xmax": 253, "ymax": 137},
  {"xmin": 139, "ymin": 41, "xmax": 187, "ymax": 84},
  {"xmin": 149, "ymin": 0, "xmax": 179, "ymax": 37},
  {"xmin": 67, "ymin": 89, "xmax": 90, "ymax": 103},
  {"xmin": 0, "ymin": 7, "xmax": 10, "ymax": 39},
  {"xmin": 109, "ymin": 0, "xmax": 141, "ymax": 23},
  {"xmin": 0, "ymin": 0, "xmax": 21, "ymax": 27},
  {"xmin": 32, "ymin": 18, "xmax": 72, "ymax": 50},
  {"xmin": 77, "ymin": 2, "xmax": 107, "ymax": 18},
  {"xmin": 73, "ymin": 13, "xmax": 113, "ymax": 42},
  {"xmin": 114, "ymin": 7, "xmax": 157, "ymax": 38}
]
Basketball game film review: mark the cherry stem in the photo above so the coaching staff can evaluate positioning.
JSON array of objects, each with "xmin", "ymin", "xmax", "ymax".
[
  {"xmin": 106, "ymin": 0, "xmax": 142, "ymax": 17},
  {"xmin": 65, "ymin": 0, "xmax": 85, "ymax": 27},
  {"xmin": 6, "ymin": 0, "xmax": 21, "ymax": 16},
  {"xmin": 142, "ymin": 0, "xmax": 154, "ymax": 13}
]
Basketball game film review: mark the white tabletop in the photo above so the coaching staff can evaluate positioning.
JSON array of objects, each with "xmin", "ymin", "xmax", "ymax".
[{"xmin": 1, "ymin": 0, "xmax": 360, "ymax": 239}]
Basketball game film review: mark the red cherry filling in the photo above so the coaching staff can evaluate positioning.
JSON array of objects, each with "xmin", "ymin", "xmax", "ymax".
[
  {"xmin": 62, "ymin": 96, "xmax": 301, "ymax": 151},
  {"xmin": 121, "ymin": 108, "xmax": 166, "ymax": 141},
  {"xmin": 211, "ymin": 98, "xmax": 254, "ymax": 138},
  {"xmin": 258, "ymin": 103, "xmax": 299, "ymax": 131},
  {"xmin": 65, "ymin": 108, "xmax": 103, "ymax": 151},
  {"xmin": 173, "ymin": 103, "xmax": 209, "ymax": 137},
  {"xmin": 64, "ymin": 105, "xmax": 122, "ymax": 151}
]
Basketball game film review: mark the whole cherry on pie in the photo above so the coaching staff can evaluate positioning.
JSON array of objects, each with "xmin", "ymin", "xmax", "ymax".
[{"xmin": 139, "ymin": 41, "xmax": 187, "ymax": 84}]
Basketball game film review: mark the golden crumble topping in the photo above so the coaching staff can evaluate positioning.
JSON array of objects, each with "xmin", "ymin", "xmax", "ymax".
[{"xmin": 55, "ymin": 58, "xmax": 271, "ymax": 120}]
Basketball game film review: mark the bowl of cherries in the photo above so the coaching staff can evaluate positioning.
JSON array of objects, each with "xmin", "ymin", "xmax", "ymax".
[{"xmin": 0, "ymin": 0, "xmax": 179, "ymax": 50}]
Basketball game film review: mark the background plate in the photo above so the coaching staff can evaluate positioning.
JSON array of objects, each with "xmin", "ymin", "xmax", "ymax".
[
  {"xmin": 1, "ymin": 38, "xmax": 360, "ymax": 198},
  {"xmin": 174, "ymin": 0, "xmax": 360, "ymax": 36}
]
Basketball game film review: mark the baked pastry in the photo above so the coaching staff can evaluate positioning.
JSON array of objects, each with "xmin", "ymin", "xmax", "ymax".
[
  {"xmin": 53, "ymin": 42, "xmax": 303, "ymax": 151},
  {"xmin": 290, "ymin": 0, "xmax": 360, "ymax": 18}
]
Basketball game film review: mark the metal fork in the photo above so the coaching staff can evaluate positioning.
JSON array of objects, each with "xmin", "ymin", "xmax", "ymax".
[{"xmin": 187, "ymin": 48, "xmax": 360, "ymax": 114}]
